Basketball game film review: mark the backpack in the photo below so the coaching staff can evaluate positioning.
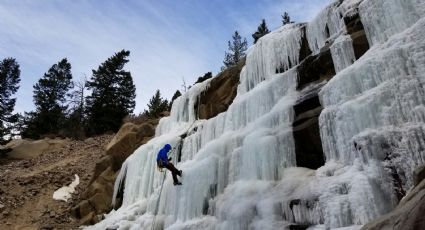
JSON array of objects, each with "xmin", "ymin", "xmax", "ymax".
[{"xmin": 157, "ymin": 159, "xmax": 165, "ymax": 172}]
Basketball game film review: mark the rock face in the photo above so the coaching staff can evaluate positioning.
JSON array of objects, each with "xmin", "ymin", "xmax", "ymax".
[
  {"xmin": 296, "ymin": 47, "xmax": 335, "ymax": 90},
  {"xmin": 344, "ymin": 13, "xmax": 369, "ymax": 60},
  {"xmin": 197, "ymin": 59, "xmax": 245, "ymax": 119},
  {"xmin": 292, "ymin": 86, "xmax": 325, "ymax": 169},
  {"xmin": 72, "ymin": 119, "xmax": 159, "ymax": 224},
  {"xmin": 361, "ymin": 164, "xmax": 425, "ymax": 230}
]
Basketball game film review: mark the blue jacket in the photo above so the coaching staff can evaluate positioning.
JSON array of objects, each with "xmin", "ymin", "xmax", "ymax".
[{"xmin": 157, "ymin": 144, "xmax": 172, "ymax": 164}]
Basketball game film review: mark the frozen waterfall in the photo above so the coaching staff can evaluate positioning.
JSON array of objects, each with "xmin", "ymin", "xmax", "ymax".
[{"xmin": 86, "ymin": 0, "xmax": 425, "ymax": 229}]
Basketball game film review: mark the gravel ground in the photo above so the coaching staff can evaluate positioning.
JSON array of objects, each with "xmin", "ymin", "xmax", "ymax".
[{"xmin": 0, "ymin": 135, "xmax": 113, "ymax": 230}]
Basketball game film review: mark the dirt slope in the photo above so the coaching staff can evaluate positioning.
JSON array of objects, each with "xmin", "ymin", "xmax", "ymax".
[{"xmin": 0, "ymin": 135, "xmax": 113, "ymax": 230}]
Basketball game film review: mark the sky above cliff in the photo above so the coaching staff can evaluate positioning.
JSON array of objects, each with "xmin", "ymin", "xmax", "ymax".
[{"xmin": 0, "ymin": 0, "xmax": 332, "ymax": 114}]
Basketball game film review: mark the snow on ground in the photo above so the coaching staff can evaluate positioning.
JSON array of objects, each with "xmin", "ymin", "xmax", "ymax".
[{"xmin": 53, "ymin": 174, "xmax": 80, "ymax": 202}]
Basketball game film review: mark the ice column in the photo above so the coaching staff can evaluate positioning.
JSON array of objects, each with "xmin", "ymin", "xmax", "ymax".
[
  {"xmin": 238, "ymin": 24, "xmax": 303, "ymax": 94},
  {"xmin": 331, "ymin": 35, "xmax": 356, "ymax": 73},
  {"xmin": 306, "ymin": 1, "xmax": 346, "ymax": 54}
]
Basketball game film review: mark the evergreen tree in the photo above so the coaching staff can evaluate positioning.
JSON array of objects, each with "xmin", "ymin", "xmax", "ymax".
[
  {"xmin": 12, "ymin": 113, "xmax": 26, "ymax": 138},
  {"xmin": 0, "ymin": 58, "xmax": 20, "ymax": 144},
  {"xmin": 19, "ymin": 112, "xmax": 36, "ymax": 138},
  {"xmin": 223, "ymin": 31, "xmax": 248, "ymax": 68},
  {"xmin": 23, "ymin": 58, "xmax": 73, "ymax": 138},
  {"xmin": 282, "ymin": 12, "xmax": 292, "ymax": 25},
  {"xmin": 194, "ymin": 72, "xmax": 213, "ymax": 84},
  {"xmin": 85, "ymin": 50, "xmax": 136, "ymax": 135},
  {"xmin": 169, "ymin": 90, "xmax": 182, "ymax": 109},
  {"xmin": 144, "ymin": 90, "xmax": 169, "ymax": 118},
  {"xmin": 252, "ymin": 19, "xmax": 270, "ymax": 44}
]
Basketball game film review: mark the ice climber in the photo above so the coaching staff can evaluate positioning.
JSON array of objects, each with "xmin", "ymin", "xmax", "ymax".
[{"xmin": 156, "ymin": 144, "xmax": 183, "ymax": 185}]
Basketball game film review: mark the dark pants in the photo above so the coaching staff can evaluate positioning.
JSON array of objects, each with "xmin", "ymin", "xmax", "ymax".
[{"xmin": 164, "ymin": 162, "xmax": 181, "ymax": 183}]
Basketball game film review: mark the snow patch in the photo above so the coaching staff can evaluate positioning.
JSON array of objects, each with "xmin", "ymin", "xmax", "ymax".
[{"xmin": 53, "ymin": 174, "xmax": 80, "ymax": 202}]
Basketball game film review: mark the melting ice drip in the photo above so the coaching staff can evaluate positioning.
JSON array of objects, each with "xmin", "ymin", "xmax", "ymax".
[{"xmin": 87, "ymin": 0, "xmax": 425, "ymax": 229}]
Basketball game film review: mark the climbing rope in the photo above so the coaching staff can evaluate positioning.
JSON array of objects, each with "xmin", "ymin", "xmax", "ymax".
[
  {"xmin": 150, "ymin": 121, "xmax": 196, "ymax": 230},
  {"xmin": 151, "ymin": 157, "xmax": 169, "ymax": 230}
]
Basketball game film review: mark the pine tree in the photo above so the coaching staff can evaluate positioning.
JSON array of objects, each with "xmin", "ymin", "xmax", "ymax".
[
  {"xmin": 23, "ymin": 58, "xmax": 73, "ymax": 138},
  {"xmin": 252, "ymin": 19, "xmax": 270, "ymax": 44},
  {"xmin": 223, "ymin": 31, "xmax": 248, "ymax": 68},
  {"xmin": 85, "ymin": 50, "xmax": 136, "ymax": 135},
  {"xmin": 169, "ymin": 90, "xmax": 182, "ymax": 109},
  {"xmin": 194, "ymin": 72, "xmax": 213, "ymax": 84},
  {"xmin": 0, "ymin": 58, "xmax": 20, "ymax": 144},
  {"xmin": 282, "ymin": 12, "xmax": 292, "ymax": 25},
  {"xmin": 144, "ymin": 90, "xmax": 169, "ymax": 118}
]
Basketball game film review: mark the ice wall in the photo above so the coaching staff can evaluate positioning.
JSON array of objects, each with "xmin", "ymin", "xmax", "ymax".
[
  {"xmin": 86, "ymin": 0, "xmax": 425, "ymax": 229},
  {"xmin": 359, "ymin": 0, "xmax": 425, "ymax": 46},
  {"xmin": 87, "ymin": 23, "xmax": 305, "ymax": 230},
  {"xmin": 319, "ymin": 0, "xmax": 425, "ymax": 223}
]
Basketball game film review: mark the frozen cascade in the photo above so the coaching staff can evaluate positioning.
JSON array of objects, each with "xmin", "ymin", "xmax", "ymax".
[
  {"xmin": 238, "ymin": 23, "xmax": 304, "ymax": 94},
  {"xmin": 87, "ymin": 0, "xmax": 425, "ymax": 229},
  {"xmin": 319, "ymin": 0, "xmax": 425, "ymax": 227},
  {"xmin": 319, "ymin": 17, "xmax": 425, "ymax": 163},
  {"xmin": 306, "ymin": 0, "xmax": 362, "ymax": 73},
  {"xmin": 359, "ymin": 0, "xmax": 425, "ymax": 46},
  {"xmin": 88, "ymin": 24, "xmax": 305, "ymax": 230},
  {"xmin": 330, "ymin": 35, "xmax": 356, "ymax": 73},
  {"xmin": 156, "ymin": 81, "xmax": 212, "ymax": 136},
  {"xmin": 306, "ymin": 1, "xmax": 346, "ymax": 55}
]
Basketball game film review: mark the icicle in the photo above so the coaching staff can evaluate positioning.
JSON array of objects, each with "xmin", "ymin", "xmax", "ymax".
[
  {"xmin": 238, "ymin": 24, "xmax": 304, "ymax": 94},
  {"xmin": 306, "ymin": 1, "xmax": 346, "ymax": 55},
  {"xmin": 112, "ymin": 160, "xmax": 128, "ymax": 207},
  {"xmin": 156, "ymin": 78, "xmax": 212, "ymax": 136},
  {"xmin": 359, "ymin": 0, "xmax": 425, "ymax": 46},
  {"xmin": 331, "ymin": 35, "xmax": 356, "ymax": 73}
]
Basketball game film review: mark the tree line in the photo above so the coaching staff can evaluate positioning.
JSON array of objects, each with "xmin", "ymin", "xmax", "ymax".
[
  {"xmin": 0, "ymin": 11, "xmax": 294, "ymax": 144},
  {"xmin": 222, "ymin": 12, "xmax": 293, "ymax": 69},
  {"xmin": 0, "ymin": 50, "xmax": 173, "ymax": 143}
]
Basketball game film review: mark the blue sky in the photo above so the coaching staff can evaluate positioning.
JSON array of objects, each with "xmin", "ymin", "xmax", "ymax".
[{"xmin": 0, "ymin": 0, "xmax": 332, "ymax": 114}]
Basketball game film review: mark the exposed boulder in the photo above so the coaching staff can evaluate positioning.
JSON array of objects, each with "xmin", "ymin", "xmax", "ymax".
[
  {"xmin": 197, "ymin": 58, "xmax": 245, "ymax": 119},
  {"xmin": 105, "ymin": 121, "xmax": 157, "ymax": 170},
  {"xmin": 361, "ymin": 164, "xmax": 425, "ymax": 230},
  {"xmin": 73, "ymin": 118, "xmax": 160, "ymax": 224}
]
